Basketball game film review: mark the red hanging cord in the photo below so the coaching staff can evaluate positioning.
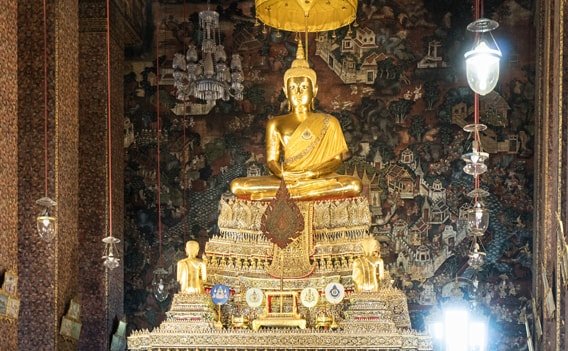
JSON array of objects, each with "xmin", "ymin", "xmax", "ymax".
[
  {"xmin": 475, "ymin": 0, "xmax": 480, "ymax": 20},
  {"xmin": 106, "ymin": 0, "xmax": 113, "ymax": 237},
  {"xmin": 473, "ymin": 0, "xmax": 481, "ymax": 205},
  {"xmin": 43, "ymin": 0, "xmax": 48, "ymax": 197},
  {"xmin": 156, "ymin": 4, "xmax": 163, "ymax": 259}
]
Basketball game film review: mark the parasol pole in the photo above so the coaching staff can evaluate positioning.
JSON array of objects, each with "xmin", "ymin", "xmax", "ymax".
[{"xmin": 304, "ymin": 15, "xmax": 309, "ymax": 62}]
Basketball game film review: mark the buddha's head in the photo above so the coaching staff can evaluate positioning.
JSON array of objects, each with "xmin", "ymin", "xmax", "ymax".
[
  {"xmin": 283, "ymin": 41, "xmax": 318, "ymax": 110},
  {"xmin": 360, "ymin": 237, "xmax": 380, "ymax": 256},
  {"xmin": 185, "ymin": 240, "xmax": 200, "ymax": 258}
]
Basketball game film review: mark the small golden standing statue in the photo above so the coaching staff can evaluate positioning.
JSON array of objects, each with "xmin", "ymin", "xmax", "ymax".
[
  {"xmin": 352, "ymin": 237, "xmax": 385, "ymax": 292},
  {"xmin": 177, "ymin": 241, "xmax": 207, "ymax": 294},
  {"xmin": 230, "ymin": 40, "xmax": 362, "ymax": 201}
]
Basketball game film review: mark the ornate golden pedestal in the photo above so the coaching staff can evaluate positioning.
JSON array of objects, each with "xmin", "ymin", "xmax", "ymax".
[
  {"xmin": 128, "ymin": 197, "xmax": 432, "ymax": 350},
  {"xmin": 162, "ymin": 293, "xmax": 216, "ymax": 331},
  {"xmin": 208, "ymin": 196, "xmax": 372, "ymax": 289},
  {"xmin": 343, "ymin": 289, "xmax": 411, "ymax": 333},
  {"xmin": 251, "ymin": 291, "xmax": 306, "ymax": 331}
]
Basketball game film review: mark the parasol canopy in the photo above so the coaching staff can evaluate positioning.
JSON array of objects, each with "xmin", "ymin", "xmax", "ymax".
[{"xmin": 255, "ymin": 0, "xmax": 357, "ymax": 33}]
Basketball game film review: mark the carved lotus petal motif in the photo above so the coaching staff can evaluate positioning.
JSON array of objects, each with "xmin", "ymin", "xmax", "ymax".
[{"xmin": 261, "ymin": 179, "xmax": 304, "ymax": 249}]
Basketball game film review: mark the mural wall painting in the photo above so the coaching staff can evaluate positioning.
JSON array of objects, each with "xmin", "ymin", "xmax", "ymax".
[{"xmin": 124, "ymin": 1, "xmax": 534, "ymax": 349}]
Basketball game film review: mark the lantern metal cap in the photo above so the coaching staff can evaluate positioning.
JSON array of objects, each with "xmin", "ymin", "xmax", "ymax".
[
  {"xmin": 467, "ymin": 188, "xmax": 490, "ymax": 198},
  {"xmin": 467, "ymin": 18, "xmax": 499, "ymax": 33},
  {"xmin": 463, "ymin": 123, "xmax": 487, "ymax": 133},
  {"xmin": 102, "ymin": 236, "xmax": 120, "ymax": 244},
  {"xmin": 36, "ymin": 196, "xmax": 56, "ymax": 208}
]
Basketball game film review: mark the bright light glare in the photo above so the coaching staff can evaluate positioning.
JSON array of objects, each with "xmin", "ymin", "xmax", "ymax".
[
  {"xmin": 444, "ymin": 309, "xmax": 469, "ymax": 351},
  {"xmin": 469, "ymin": 321, "xmax": 487, "ymax": 351},
  {"xmin": 431, "ymin": 321, "xmax": 444, "ymax": 340},
  {"xmin": 465, "ymin": 41, "xmax": 501, "ymax": 95},
  {"xmin": 429, "ymin": 308, "xmax": 488, "ymax": 351}
]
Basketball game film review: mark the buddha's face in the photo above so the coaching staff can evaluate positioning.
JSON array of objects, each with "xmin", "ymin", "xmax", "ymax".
[{"xmin": 286, "ymin": 76, "xmax": 316, "ymax": 110}]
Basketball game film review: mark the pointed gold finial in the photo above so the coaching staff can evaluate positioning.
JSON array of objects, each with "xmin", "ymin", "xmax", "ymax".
[
  {"xmin": 296, "ymin": 40, "xmax": 305, "ymax": 60},
  {"xmin": 283, "ymin": 39, "xmax": 317, "ymax": 89}
]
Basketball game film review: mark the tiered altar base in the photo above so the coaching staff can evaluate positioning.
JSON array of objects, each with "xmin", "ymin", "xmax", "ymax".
[{"xmin": 128, "ymin": 197, "xmax": 432, "ymax": 350}]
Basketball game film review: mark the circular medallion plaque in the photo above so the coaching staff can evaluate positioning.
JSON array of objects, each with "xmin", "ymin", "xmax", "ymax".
[
  {"xmin": 300, "ymin": 287, "xmax": 319, "ymax": 308},
  {"xmin": 245, "ymin": 288, "xmax": 264, "ymax": 308},
  {"xmin": 210, "ymin": 284, "xmax": 230, "ymax": 305},
  {"xmin": 324, "ymin": 283, "xmax": 345, "ymax": 304}
]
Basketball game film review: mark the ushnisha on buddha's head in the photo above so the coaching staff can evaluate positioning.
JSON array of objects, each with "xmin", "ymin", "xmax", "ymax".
[{"xmin": 283, "ymin": 40, "xmax": 318, "ymax": 109}]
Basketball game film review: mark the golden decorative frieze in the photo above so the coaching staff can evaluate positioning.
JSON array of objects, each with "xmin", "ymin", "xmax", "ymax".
[
  {"xmin": 217, "ymin": 196, "xmax": 371, "ymax": 234},
  {"xmin": 128, "ymin": 328, "xmax": 432, "ymax": 350}
]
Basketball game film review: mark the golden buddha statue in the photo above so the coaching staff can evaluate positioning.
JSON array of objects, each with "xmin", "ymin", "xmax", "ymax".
[
  {"xmin": 352, "ymin": 237, "xmax": 385, "ymax": 292},
  {"xmin": 177, "ymin": 241, "xmax": 207, "ymax": 294},
  {"xmin": 230, "ymin": 41, "xmax": 362, "ymax": 201}
]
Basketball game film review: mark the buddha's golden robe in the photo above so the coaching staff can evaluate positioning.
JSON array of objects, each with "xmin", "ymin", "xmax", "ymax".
[
  {"xmin": 231, "ymin": 113, "xmax": 361, "ymax": 200},
  {"xmin": 283, "ymin": 114, "xmax": 345, "ymax": 173},
  {"xmin": 352, "ymin": 254, "xmax": 384, "ymax": 293},
  {"xmin": 177, "ymin": 258, "xmax": 206, "ymax": 294}
]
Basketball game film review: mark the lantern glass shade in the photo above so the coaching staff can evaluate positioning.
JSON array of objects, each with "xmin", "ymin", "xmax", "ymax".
[
  {"xmin": 465, "ymin": 42, "xmax": 501, "ymax": 95},
  {"xmin": 37, "ymin": 210, "xmax": 56, "ymax": 242},
  {"xmin": 468, "ymin": 242, "xmax": 486, "ymax": 270},
  {"xmin": 36, "ymin": 197, "xmax": 57, "ymax": 242},
  {"xmin": 467, "ymin": 202, "xmax": 489, "ymax": 236},
  {"xmin": 152, "ymin": 267, "xmax": 170, "ymax": 302},
  {"xmin": 102, "ymin": 236, "xmax": 121, "ymax": 270},
  {"xmin": 464, "ymin": 18, "xmax": 502, "ymax": 96}
]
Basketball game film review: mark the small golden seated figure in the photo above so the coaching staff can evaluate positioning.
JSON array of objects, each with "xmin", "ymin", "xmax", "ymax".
[
  {"xmin": 230, "ymin": 41, "xmax": 362, "ymax": 201},
  {"xmin": 352, "ymin": 237, "xmax": 385, "ymax": 292},
  {"xmin": 176, "ymin": 241, "xmax": 207, "ymax": 294}
]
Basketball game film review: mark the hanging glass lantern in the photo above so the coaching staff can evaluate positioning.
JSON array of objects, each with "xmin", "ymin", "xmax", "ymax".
[
  {"xmin": 102, "ymin": 236, "xmax": 121, "ymax": 270},
  {"xmin": 468, "ymin": 241, "xmax": 486, "ymax": 270},
  {"xmin": 36, "ymin": 197, "xmax": 57, "ymax": 242},
  {"xmin": 152, "ymin": 266, "xmax": 170, "ymax": 302},
  {"xmin": 467, "ymin": 201, "xmax": 490, "ymax": 236},
  {"xmin": 464, "ymin": 18, "xmax": 502, "ymax": 96}
]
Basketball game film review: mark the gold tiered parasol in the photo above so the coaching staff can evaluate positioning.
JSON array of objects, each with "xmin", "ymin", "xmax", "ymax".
[{"xmin": 255, "ymin": 0, "xmax": 357, "ymax": 33}]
